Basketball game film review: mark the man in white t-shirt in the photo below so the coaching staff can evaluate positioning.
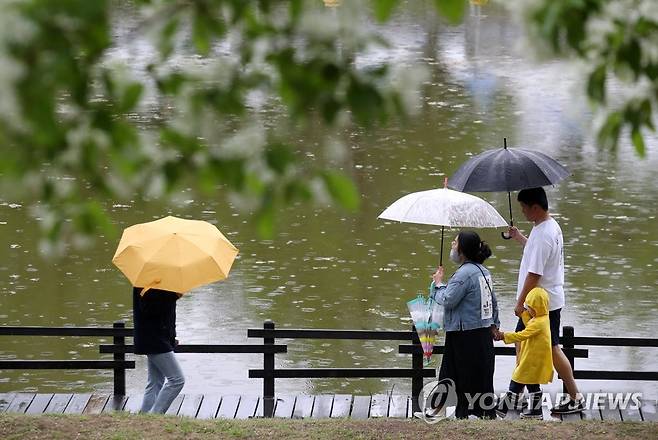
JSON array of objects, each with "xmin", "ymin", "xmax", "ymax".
[{"xmin": 508, "ymin": 187, "xmax": 583, "ymax": 415}]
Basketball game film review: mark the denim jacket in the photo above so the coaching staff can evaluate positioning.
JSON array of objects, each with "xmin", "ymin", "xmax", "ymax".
[{"xmin": 429, "ymin": 262, "xmax": 500, "ymax": 332}]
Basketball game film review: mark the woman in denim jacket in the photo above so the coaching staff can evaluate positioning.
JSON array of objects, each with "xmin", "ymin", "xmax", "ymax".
[{"xmin": 430, "ymin": 231, "xmax": 500, "ymax": 419}]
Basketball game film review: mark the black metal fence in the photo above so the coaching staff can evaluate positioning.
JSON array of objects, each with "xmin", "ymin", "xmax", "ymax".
[
  {"xmin": 0, "ymin": 321, "xmax": 286, "ymax": 396},
  {"xmin": 1, "ymin": 321, "xmax": 656, "ymax": 417},
  {"xmin": 247, "ymin": 320, "xmax": 588, "ymax": 415}
]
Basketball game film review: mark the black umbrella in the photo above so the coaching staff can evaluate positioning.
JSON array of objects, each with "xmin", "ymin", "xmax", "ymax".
[{"xmin": 448, "ymin": 138, "xmax": 570, "ymax": 239}]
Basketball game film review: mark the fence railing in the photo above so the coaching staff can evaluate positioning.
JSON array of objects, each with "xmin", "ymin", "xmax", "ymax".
[
  {"xmin": 561, "ymin": 326, "xmax": 658, "ymax": 382},
  {"xmin": 0, "ymin": 321, "xmax": 286, "ymax": 396},
  {"xmin": 246, "ymin": 320, "xmax": 589, "ymax": 415},
  {"xmin": 2, "ymin": 321, "xmax": 657, "ymax": 417}
]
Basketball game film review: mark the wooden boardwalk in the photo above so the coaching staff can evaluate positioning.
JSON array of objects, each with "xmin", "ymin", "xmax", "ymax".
[{"xmin": 1, "ymin": 393, "xmax": 656, "ymax": 421}]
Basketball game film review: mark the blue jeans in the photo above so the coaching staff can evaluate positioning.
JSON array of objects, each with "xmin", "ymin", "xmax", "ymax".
[{"xmin": 140, "ymin": 351, "xmax": 185, "ymax": 414}]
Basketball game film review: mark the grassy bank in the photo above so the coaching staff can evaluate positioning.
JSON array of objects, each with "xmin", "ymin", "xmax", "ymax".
[{"xmin": 1, "ymin": 414, "xmax": 657, "ymax": 440}]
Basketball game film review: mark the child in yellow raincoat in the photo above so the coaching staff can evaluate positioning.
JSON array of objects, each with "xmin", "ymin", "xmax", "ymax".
[{"xmin": 496, "ymin": 287, "xmax": 553, "ymax": 419}]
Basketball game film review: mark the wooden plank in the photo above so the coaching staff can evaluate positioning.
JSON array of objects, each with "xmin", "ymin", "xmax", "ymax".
[
  {"xmin": 311, "ymin": 395, "xmax": 333, "ymax": 419},
  {"xmin": 25, "ymin": 394, "xmax": 53, "ymax": 414},
  {"xmin": 178, "ymin": 394, "xmax": 203, "ymax": 418},
  {"xmin": 0, "ymin": 393, "xmax": 16, "ymax": 413},
  {"xmin": 260, "ymin": 397, "xmax": 276, "ymax": 418},
  {"xmin": 541, "ymin": 405, "xmax": 561, "ymax": 422},
  {"xmin": 235, "ymin": 396, "xmax": 259, "ymax": 420},
  {"xmin": 351, "ymin": 395, "xmax": 371, "ymax": 419},
  {"xmin": 640, "ymin": 398, "xmax": 658, "ymax": 422},
  {"xmin": 505, "ymin": 409, "xmax": 521, "ymax": 420},
  {"xmin": 102, "ymin": 395, "xmax": 127, "ymax": 413},
  {"xmin": 217, "ymin": 395, "xmax": 241, "ymax": 419},
  {"xmin": 581, "ymin": 408, "xmax": 602, "ymax": 421},
  {"xmin": 600, "ymin": 408, "xmax": 622, "ymax": 421},
  {"xmin": 6, "ymin": 393, "xmax": 35, "ymax": 414},
  {"xmin": 292, "ymin": 395, "xmax": 314, "ymax": 419},
  {"xmin": 388, "ymin": 395, "xmax": 407, "ymax": 418},
  {"xmin": 44, "ymin": 394, "xmax": 72, "ymax": 414},
  {"xmin": 370, "ymin": 394, "xmax": 388, "ymax": 418},
  {"xmin": 253, "ymin": 397, "xmax": 264, "ymax": 418},
  {"xmin": 331, "ymin": 394, "xmax": 352, "ymax": 418},
  {"xmin": 64, "ymin": 394, "xmax": 92, "ymax": 415},
  {"xmin": 196, "ymin": 395, "xmax": 221, "ymax": 419},
  {"xmin": 273, "ymin": 395, "xmax": 295, "ymax": 419},
  {"xmin": 122, "ymin": 394, "xmax": 143, "ymax": 414},
  {"xmin": 83, "ymin": 394, "xmax": 110, "ymax": 414},
  {"xmin": 620, "ymin": 406, "xmax": 643, "ymax": 422},
  {"xmin": 560, "ymin": 412, "xmax": 581, "ymax": 422},
  {"xmin": 165, "ymin": 394, "xmax": 184, "ymax": 416}
]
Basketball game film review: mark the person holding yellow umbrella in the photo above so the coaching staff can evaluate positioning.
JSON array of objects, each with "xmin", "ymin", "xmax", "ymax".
[{"xmin": 113, "ymin": 216, "xmax": 239, "ymax": 413}]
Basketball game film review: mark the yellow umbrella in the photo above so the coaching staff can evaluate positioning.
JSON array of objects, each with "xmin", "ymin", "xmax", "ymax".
[{"xmin": 112, "ymin": 216, "xmax": 239, "ymax": 295}]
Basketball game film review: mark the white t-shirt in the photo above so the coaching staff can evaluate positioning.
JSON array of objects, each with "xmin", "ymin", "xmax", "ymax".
[{"xmin": 516, "ymin": 217, "xmax": 565, "ymax": 311}]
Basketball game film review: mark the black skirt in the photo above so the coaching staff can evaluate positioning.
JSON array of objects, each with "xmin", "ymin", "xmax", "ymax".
[{"xmin": 438, "ymin": 326, "xmax": 496, "ymax": 419}]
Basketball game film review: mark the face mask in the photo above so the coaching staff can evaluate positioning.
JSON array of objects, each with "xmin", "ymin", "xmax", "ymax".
[{"xmin": 449, "ymin": 248, "xmax": 461, "ymax": 264}]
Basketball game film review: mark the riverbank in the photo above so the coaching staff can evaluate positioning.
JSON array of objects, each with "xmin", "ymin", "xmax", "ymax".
[{"xmin": 1, "ymin": 414, "xmax": 657, "ymax": 440}]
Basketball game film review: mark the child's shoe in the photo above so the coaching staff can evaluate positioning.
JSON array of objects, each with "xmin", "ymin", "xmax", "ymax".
[
  {"xmin": 496, "ymin": 391, "xmax": 519, "ymax": 419},
  {"xmin": 520, "ymin": 392, "xmax": 543, "ymax": 419}
]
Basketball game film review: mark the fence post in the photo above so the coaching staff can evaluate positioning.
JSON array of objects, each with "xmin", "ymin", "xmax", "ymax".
[
  {"xmin": 263, "ymin": 320, "xmax": 275, "ymax": 417},
  {"xmin": 561, "ymin": 326, "xmax": 575, "ymax": 395},
  {"xmin": 411, "ymin": 324, "xmax": 423, "ymax": 413},
  {"xmin": 113, "ymin": 321, "xmax": 126, "ymax": 396}
]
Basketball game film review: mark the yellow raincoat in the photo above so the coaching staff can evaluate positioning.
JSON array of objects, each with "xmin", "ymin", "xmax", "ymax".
[{"xmin": 503, "ymin": 287, "xmax": 554, "ymax": 385}]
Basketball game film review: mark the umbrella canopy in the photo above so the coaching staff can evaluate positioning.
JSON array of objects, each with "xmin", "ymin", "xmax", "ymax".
[
  {"xmin": 448, "ymin": 140, "xmax": 570, "ymax": 193},
  {"xmin": 378, "ymin": 181, "xmax": 507, "ymax": 264},
  {"xmin": 448, "ymin": 138, "xmax": 570, "ymax": 236},
  {"xmin": 112, "ymin": 216, "xmax": 239, "ymax": 294},
  {"xmin": 378, "ymin": 186, "xmax": 508, "ymax": 228}
]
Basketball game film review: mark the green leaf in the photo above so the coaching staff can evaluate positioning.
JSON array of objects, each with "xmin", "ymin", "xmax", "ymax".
[
  {"xmin": 587, "ymin": 64, "xmax": 606, "ymax": 104},
  {"xmin": 120, "ymin": 83, "xmax": 143, "ymax": 112},
  {"xmin": 158, "ymin": 17, "xmax": 180, "ymax": 59},
  {"xmin": 433, "ymin": 0, "xmax": 466, "ymax": 25},
  {"xmin": 617, "ymin": 38, "xmax": 642, "ymax": 79},
  {"xmin": 157, "ymin": 72, "xmax": 186, "ymax": 94},
  {"xmin": 321, "ymin": 171, "xmax": 360, "ymax": 211},
  {"xmin": 75, "ymin": 201, "xmax": 114, "ymax": 236},
  {"xmin": 256, "ymin": 192, "xmax": 275, "ymax": 238},
  {"xmin": 265, "ymin": 143, "xmax": 296, "ymax": 174},
  {"xmin": 346, "ymin": 79, "xmax": 384, "ymax": 126},
  {"xmin": 192, "ymin": 12, "xmax": 211, "ymax": 55},
  {"xmin": 597, "ymin": 111, "xmax": 622, "ymax": 150},
  {"xmin": 373, "ymin": 0, "xmax": 398, "ymax": 22},
  {"xmin": 631, "ymin": 128, "xmax": 645, "ymax": 157},
  {"xmin": 284, "ymin": 181, "xmax": 312, "ymax": 203},
  {"xmin": 289, "ymin": 0, "xmax": 303, "ymax": 21}
]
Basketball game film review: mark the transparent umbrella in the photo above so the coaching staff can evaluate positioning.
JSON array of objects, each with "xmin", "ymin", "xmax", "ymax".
[{"xmin": 378, "ymin": 179, "xmax": 508, "ymax": 265}]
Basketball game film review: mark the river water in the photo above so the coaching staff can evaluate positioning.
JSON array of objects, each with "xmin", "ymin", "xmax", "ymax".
[{"xmin": 1, "ymin": 1, "xmax": 657, "ymax": 399}]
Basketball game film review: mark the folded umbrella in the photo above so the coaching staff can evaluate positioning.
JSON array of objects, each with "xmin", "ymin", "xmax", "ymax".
[
  {"xmin": 407, "ymin": 294, "xmax": 442, "ymax": 366},
  {"xmin": 112, "ymin": 216, "xmax": 239, "ymax": 295},
  {"xmin": 448, "ymin": 138, "xmax": 570, "ymax": 238}
]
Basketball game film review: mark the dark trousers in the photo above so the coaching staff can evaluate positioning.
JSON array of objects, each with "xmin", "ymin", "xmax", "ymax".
[
  {"xmin": 438, "ymin": 327, "xmax": 496, "ymax": 419},
  {"xmin": 509, "ymin": 380, "xmax": 540, "ymax": 394}
]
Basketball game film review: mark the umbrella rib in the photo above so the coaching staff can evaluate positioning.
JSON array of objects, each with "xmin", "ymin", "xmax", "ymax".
[{"xmin": 177, "ymin": 234, "xmax": 232, "ymax": 278}]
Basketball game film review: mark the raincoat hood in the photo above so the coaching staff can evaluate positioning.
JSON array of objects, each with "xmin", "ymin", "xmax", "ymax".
[{"xmin": 525, "ymin": 287, "xmax": 549, "ymax": 317}]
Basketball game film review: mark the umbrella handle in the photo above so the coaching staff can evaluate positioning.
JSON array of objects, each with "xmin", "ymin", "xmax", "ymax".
[{"xmin": 501, "ymin": 216, "xmax": 513, "ymax": 240}]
